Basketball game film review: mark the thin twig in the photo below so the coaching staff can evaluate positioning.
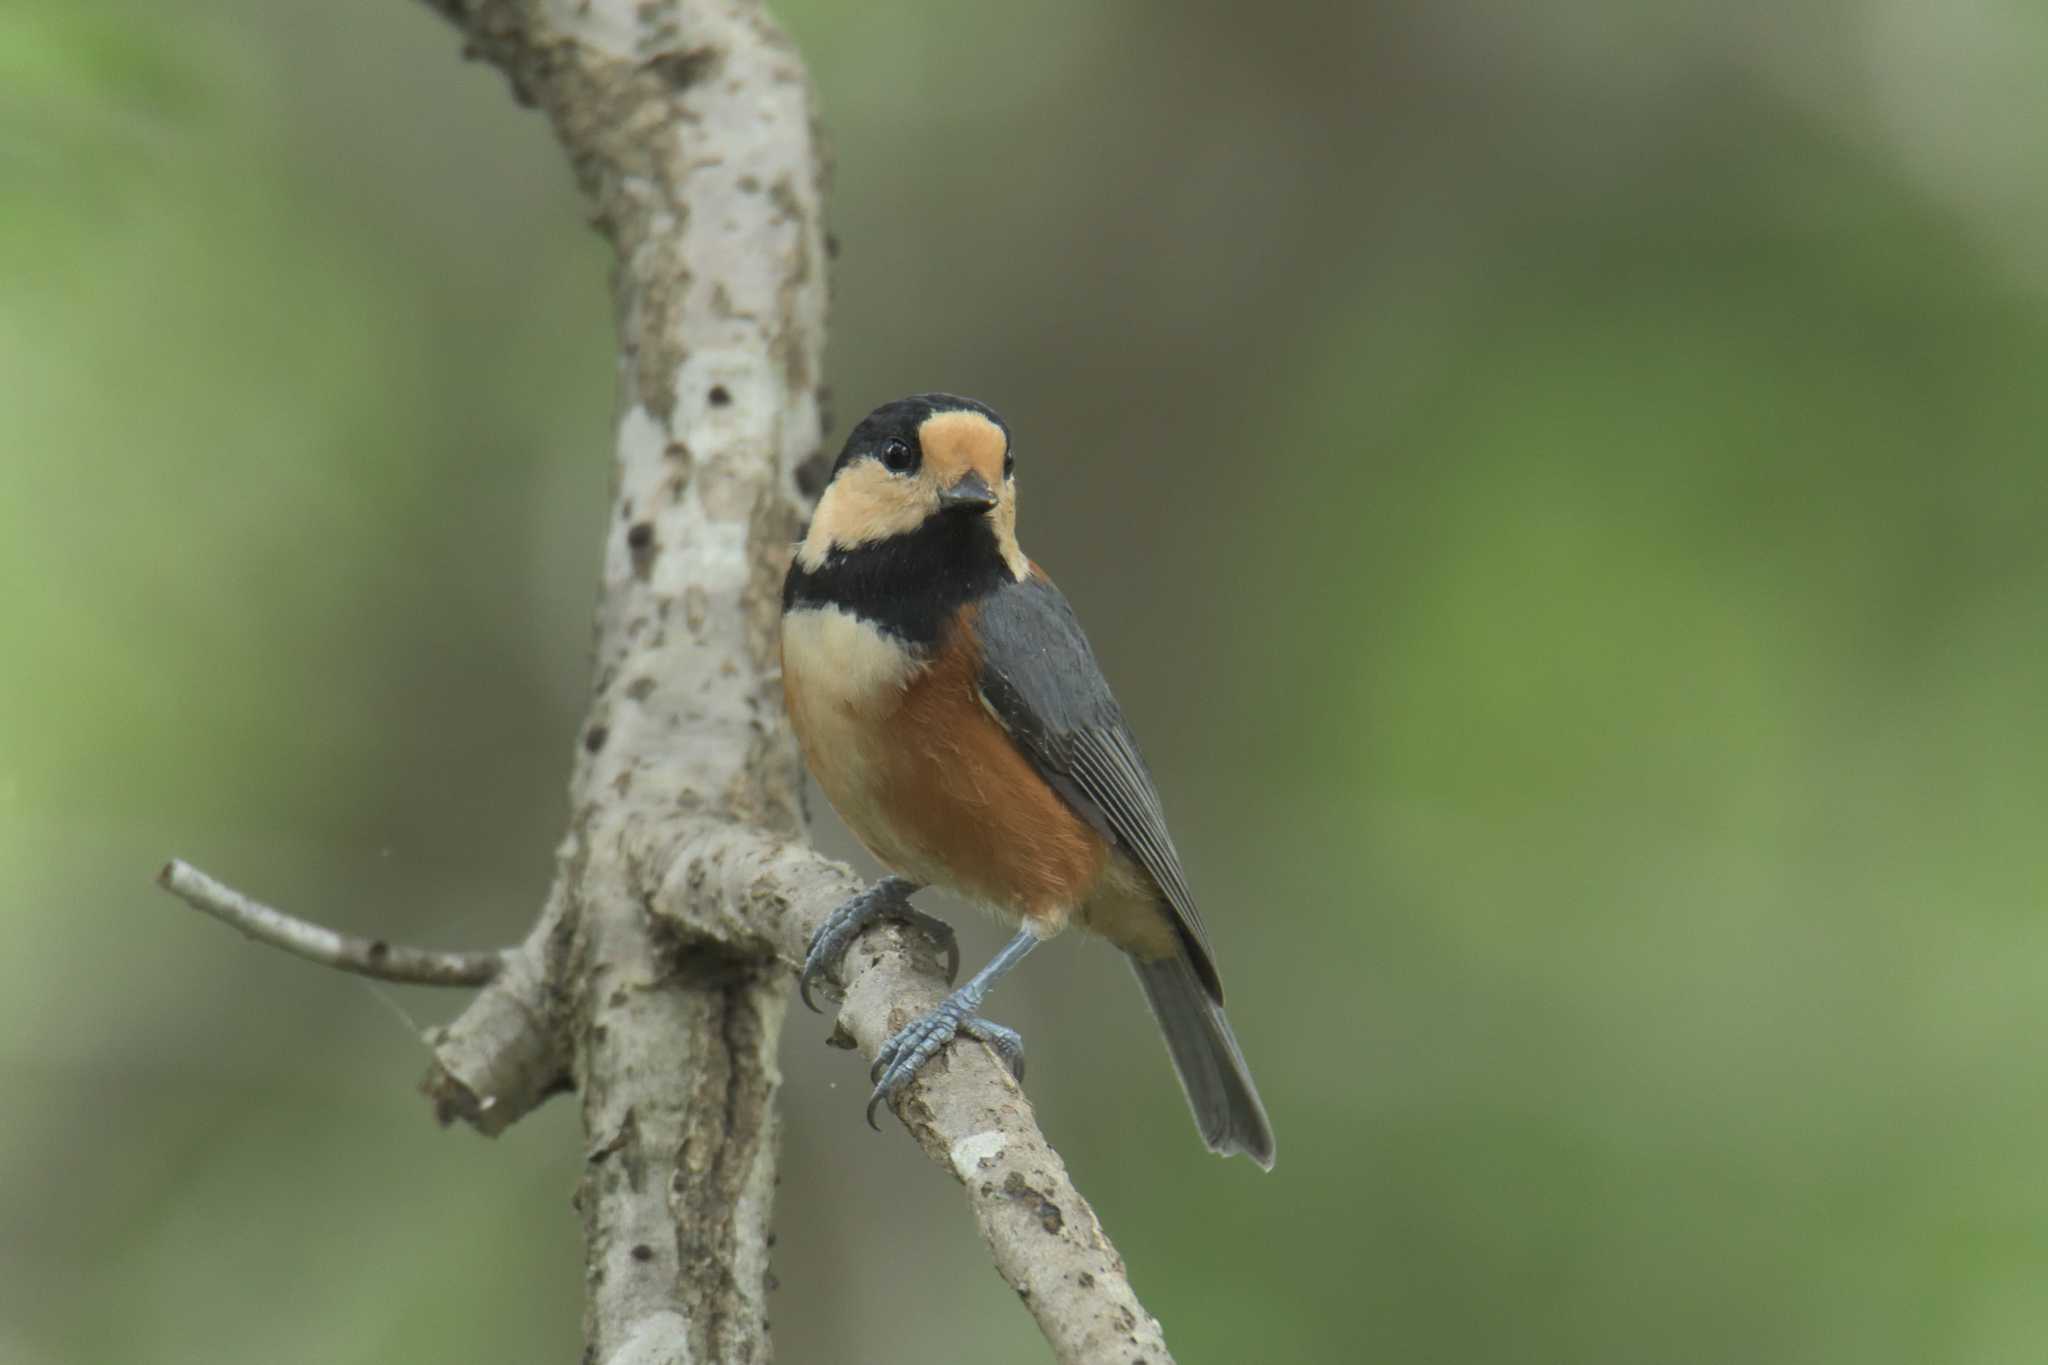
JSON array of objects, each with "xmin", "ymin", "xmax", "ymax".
[{"xmin": 156, "ymin": 859, "xmax": 506, "ymax": 986}]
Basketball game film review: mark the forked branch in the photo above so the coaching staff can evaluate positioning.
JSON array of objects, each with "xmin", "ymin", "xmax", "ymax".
[{"xmin": 152, "ymin": 0, "xmax": 1177, "ymax": 1361}]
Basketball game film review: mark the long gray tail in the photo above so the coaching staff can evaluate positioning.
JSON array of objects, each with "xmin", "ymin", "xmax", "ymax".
[{"xmin": 1130, "ymin": 953, "xmax": 1276, "ymax": 1169}]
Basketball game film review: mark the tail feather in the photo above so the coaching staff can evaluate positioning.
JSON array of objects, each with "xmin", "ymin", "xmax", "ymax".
[{"xmin": 1130, "ymin": 954, "xmax": 1275, "ymax": 1169}]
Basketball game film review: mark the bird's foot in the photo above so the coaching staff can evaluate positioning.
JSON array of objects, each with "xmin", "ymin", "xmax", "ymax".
[
  {"xmin": 799, "ymin": 876, "xmax": 958, "ymax": 1013},
  {"xmin": 865, "ymin": 991, "xmax": 1025, "ymax": 1129}
]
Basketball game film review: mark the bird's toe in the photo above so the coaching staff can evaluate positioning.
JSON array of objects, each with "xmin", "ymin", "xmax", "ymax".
[{"xmin": 863, "ymin": 997, "xmax": 1023, "ymax": 1129}]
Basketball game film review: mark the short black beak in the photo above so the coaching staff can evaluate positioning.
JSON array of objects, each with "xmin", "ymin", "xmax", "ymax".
[{"xmin": 937, "ymin": 471, "xmax": 998, "ymax": 514}]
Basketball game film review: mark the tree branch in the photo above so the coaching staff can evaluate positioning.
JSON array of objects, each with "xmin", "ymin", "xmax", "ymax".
[
  {"xmin": 643, "ymin": 823, "xmax": 1176, "ymax": 1364},
  {"xmin": 155, "ymin": 0, "xmax": 1178, "ymax": 1360},
  {"xmin": 420, "ymin": 881, "xmax": 575, "ymax": 1135},
  {"xmin": 155, "ymin": 860, "xmax": 506, "ymax": 986}
]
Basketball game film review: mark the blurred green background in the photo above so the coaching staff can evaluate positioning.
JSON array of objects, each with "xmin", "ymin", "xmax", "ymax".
[{"xmin": 6, "ymin": 1, "xmax": 2047, "ymax": 1361}]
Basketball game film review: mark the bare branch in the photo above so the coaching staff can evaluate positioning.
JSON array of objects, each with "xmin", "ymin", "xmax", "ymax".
[
  {"xmin": 155, "ymin": 859, "xmax": 506, "ymax": 986},
  {"xmin": 421, "ymin": 885, "xmax": 575, "ymax": 1135},
  {"xmin": 648, "ymin": 824, "xmax": 1177, "ymax": 1365}
]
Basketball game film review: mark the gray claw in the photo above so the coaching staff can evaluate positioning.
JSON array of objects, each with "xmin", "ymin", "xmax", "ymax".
[
  {"xmin": 800, "ymin": 877, "xmax": 952, "ymax": 1012},
  {"xmin": 902, "ymin": 907, "xmax": 962, "ymax": 985},
  {"xmin": 961, "ymin": 1017, "xmax": 1025, "ymax": 1083},
  {"xmin": 865, "ymin": 996, "xmax": 1024, "ymax": 1129}
]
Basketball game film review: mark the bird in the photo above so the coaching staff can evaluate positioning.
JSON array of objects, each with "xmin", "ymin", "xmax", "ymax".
[{"xmin": 780, "ymin": 393, "xmax": 1274, "ymax": 1168}]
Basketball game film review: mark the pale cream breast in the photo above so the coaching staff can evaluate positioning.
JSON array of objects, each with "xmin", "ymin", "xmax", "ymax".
[{"xmin": 781, "ymin": 604, "xmax": 935, "ymax": 875}]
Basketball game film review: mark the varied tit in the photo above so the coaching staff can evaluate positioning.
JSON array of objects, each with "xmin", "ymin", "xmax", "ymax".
[{"xmin": 781, "ymin": 393, "xmax": 1274, "ymax": 1168}]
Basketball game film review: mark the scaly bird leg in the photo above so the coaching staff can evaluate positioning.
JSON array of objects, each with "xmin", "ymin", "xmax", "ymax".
[
  {"xmin": 867, "ymin": 928, "xmax": 1038, "ymax": 1129},
  {"xmin": 800, "ymin": 876, "xmax": 959, "ymax": 1013}
]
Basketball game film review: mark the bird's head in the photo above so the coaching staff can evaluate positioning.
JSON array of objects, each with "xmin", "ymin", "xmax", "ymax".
[{"xmin": 796, "ymin": 394, "xmax": 1024, "ymax": 577}]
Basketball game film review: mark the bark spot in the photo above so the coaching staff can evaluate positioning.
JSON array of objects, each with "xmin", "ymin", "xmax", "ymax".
[
  {"xmin": 646, "ymin": 46, "xmax": 720, "ymax": 91},
  {"xmin": 584, "ymin": 724, "xmax": 609, "ymax": 754},
  {"xmin": 627, "ymin": 523, "xmax": 657, "ymax": 580},
  {"xmin": 587, "ymin": 1107, "xmax": 645, "ymax": 1192},
  {"xmin": 1001, "ymin": 1171, "xmax": 1064, "ymax": 1235}
]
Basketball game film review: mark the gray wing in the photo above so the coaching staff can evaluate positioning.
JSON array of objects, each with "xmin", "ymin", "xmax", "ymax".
[{"xmin": 974, "ymin": 573, "xmax": 1223, "ymax": 1003}]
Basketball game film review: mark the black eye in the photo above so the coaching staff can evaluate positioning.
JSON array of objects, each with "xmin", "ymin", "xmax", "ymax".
[
  {"xmin": 1003, "ymin": 447, "xmax": 1015, "ymax": 479},
  {"xmin": 879, "ymin": 438, "xmax": 915, "ymax": 474}
]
